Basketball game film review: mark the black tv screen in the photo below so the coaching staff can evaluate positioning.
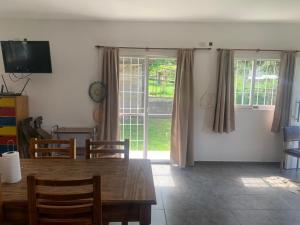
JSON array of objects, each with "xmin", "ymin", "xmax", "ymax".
[{"xmin": 1, "ymin": 41, "xmax": 52, "ymax": 73}]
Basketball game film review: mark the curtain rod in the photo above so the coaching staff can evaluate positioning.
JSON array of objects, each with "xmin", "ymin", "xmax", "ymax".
[
  {"xmin": 217, "ymin": 48, "xmax": 300, "ymax": 52},
  {"xmin": 95, "ymin": 45, "xmax": 212, "ymax": 51}
]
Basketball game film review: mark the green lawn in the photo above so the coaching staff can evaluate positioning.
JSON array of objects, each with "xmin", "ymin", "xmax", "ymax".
[
  {"xmin": 120, "ymin": 117, "xmax": 171, "ymax": 151},
  {"xmin": 148, "ymin": 58, "xmax": 176, "ymax": 98},
  {"xmin": 148, "ymin": 79, "xmax": 175, "ymax": 97},
  {"xmin": 148, "ymin": 117, "xmax": 171, "ymax": 151}
]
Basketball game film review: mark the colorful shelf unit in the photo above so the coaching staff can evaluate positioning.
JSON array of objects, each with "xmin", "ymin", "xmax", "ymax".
[{"xmin": 0, "ymin": 96, "xmax": 28, "ymax": 154}]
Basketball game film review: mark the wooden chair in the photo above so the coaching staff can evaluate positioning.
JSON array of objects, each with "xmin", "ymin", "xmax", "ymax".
[
  {"xmin": 29, "ymin": 138, "xmax": 76, "ymax": 159},
  {"xmin": 27, "ymin": 175, "xmax": 102, "ymax": 225},
  {"xmin": 85, "ymin": 139, "xmax": 129, "ymax": 225},
  {"xmin": 85, "ymin": 139, "xmax": 129, "ymax": 160},
  {"xmin": 282, "ymin": 126, "xmax": 300, "ymax": 170}
]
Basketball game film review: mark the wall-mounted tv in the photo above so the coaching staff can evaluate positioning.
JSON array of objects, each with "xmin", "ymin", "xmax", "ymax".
[{"xmin": 1, "ymin": 41, "xmax": 52, "ymax": 73}]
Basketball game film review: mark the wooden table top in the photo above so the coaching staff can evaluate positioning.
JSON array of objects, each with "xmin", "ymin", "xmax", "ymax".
[{"xmin": 1, "ymin": 159, "xmax": 156, "ymax": 205}]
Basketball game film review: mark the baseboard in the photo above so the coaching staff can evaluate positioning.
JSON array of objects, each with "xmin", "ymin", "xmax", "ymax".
[
  {"xmin": 194, "ymin": 161, "xmax": 280, "ymax": 166},
  {"xmin": 150, "ymin": 161, "xmax": 281, "ymax": 166}
]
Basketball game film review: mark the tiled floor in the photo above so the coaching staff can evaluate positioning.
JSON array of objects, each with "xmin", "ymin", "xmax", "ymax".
[{"xmin": 111, "ymin": 163, "xmax": 300, "ymax": 225}]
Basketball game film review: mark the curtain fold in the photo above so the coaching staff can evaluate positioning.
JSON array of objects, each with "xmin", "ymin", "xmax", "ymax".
[
  {"xmin": 171, "ymin": 49, "xmax": 194, "ymax": 168},
  {"xmin": 213, "ymin": 49, "xmax": 235, "ymax": 133},
  {"xmin": 98, "ymin": 47, "xmax": 120, "ymax": 140},
  {"xmin": 271, "ymin": 51, "xmax": 296, "ymax": 132}
]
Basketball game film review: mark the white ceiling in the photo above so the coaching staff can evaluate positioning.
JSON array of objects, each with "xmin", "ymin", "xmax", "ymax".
[{"xmin": 1, "ymin": 0, "xmax": 300, "ymax": 22}]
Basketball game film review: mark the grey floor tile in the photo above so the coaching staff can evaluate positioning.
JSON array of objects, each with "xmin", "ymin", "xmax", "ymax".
[
  {"xmin": 220, "ymin": 194, "xmax": 290, "ymax": 210},
  {"xmin": 162, "ymin": 188, "xmax": 225, "ymax": 211},
  {"xmin": 149, "ymin": 209, "xmax": 166, "ymax": 225},
  {"xmin": 165, "ymin": 208, "xmax": 240, "ymax": 225},
  {"xmin": 232, "ymin": 210, "xmax": 275, "ymax": 225},
  {"xmin": 268, "ymin": 210, "xmax": 300, "ymax": 225},
  {"xmin": 152, "ymin": 187, "xmax": 164, "ymax": 210},
  {"xmin": 109, "ymin": 209, "xmax": 166, "ymax": 225},
  {"xmin": 278, "ymin": 191, "xmax": 300, "ymax": 209}
]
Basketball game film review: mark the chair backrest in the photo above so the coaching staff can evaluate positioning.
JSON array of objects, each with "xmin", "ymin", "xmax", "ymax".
[
  {"xmin": 29, "ymin": 138, "xmax": 76, "ymax": 159},
  {"xmin": 27, "ymin": 175, "xmax": 102, "ymax": 225},
  {"xmin": 283, "ymin": 126, "xmax": 300, "ymax": 142},
  {"xmin": 85, "ymin": 139, "xmax": 129, "ymax": 160}
]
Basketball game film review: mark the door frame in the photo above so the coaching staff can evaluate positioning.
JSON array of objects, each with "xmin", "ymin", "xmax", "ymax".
[{"xmin": 120, "ymin": 49, "xmax": 176, "ymax": 161}]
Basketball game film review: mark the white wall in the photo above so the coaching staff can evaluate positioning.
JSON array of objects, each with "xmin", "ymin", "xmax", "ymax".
[{"xmin": 1, "ymin": 19, "xmax": 300, "ymax": 161}]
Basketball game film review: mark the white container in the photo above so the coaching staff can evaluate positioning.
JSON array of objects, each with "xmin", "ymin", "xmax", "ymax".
[{"xmin": 0, "ymin": 151, "xmax": 22, "ymax": 183}]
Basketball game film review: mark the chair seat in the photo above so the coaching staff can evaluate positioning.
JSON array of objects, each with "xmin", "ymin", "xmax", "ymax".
[{"xmin": 285, "ymin": 148, "xmax": 300, "ymax": 157}]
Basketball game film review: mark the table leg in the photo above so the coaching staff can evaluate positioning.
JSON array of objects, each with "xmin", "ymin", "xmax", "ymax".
[{"xmin": 139, "ymin": 205, "xmax": 151, "ymax": 225}]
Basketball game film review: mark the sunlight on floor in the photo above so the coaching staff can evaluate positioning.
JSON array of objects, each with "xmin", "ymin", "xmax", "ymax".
[
  {"xmin": 241, "ymin": 178, "xmax": 269, "ymax": 187},
  {"xmin": 152, "ymin": 165, "xmax": 175, "ymax": 188},
  {"xmin": 241, "ymin": 176, "xmax": 300, "ymax": 189},
  {"xmin": 152, "ymin": 165, "xmax": 171, "ymax": 176},
  {"xmin": 263, "ymin": 176, "xmax": 299, "ymax": 188},
  {"xmin": 130, "ymin": 151, "xmax": 170, "ymax": 160}
]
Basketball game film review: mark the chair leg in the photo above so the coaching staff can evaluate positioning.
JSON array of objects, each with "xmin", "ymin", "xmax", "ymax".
[
  {"xmin": 122, "ymin": 222, "xmax": 128, "ymax": 225},
  {"xmin": 297, "ymin": 158, "xmax": 299, "ymax": 171}
]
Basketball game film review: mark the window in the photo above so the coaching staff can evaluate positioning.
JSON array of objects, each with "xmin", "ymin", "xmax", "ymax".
[{"xmin": 234, "ymin": 58, "xmax": 280, "ymax": 108}]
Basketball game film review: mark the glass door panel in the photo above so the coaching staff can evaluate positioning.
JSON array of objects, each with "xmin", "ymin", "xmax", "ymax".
[
  {"xmin": 119, "ymin": 56, "xmax": 176, "ymax": 161},
  {"xmin": 147, "ymin": 58, "xmax": 176, "ymax": 161},
  {"xmin": 119, "ymin": 57, "xmax": 146, "ymax": 159}
]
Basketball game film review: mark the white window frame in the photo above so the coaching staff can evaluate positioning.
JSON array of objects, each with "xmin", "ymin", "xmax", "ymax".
[{"xmin": 234, "ymin": 51, "xmax": 280, "ymax": 111}]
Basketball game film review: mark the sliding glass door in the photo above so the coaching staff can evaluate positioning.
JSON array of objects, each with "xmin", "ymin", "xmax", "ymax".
[
  {"xmin": 119, "ymin": 57, "xmax": 146, "ymax": 159},
  {"xmin": 119, "ymin": 55, "xmax": 176, "ymax": 161}
]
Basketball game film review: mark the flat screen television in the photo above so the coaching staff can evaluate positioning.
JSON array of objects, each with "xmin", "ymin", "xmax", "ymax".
[{"xmin": 1, "ymin": 41, "xmax": 52, "ymax": 73}]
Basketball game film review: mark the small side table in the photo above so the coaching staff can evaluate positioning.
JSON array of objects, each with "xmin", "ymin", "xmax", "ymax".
[
  {"xmin": 51, "ymin": 126, "xmax": 97, "ymax": 159},
  {"xmin": 51, "ymin": 126, "xmax": 97, "ymax": 140}
]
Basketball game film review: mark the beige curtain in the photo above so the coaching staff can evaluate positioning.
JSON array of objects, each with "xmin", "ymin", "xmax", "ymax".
[
  {"xmin": 171, "ymin": 49, "xmax": 194, "ymax": 168},
  {"xmin": 99, "ymin": 47, "xmax": 120, "ymax": 140},
  {"xmin": 271, "ymin": 51, "xmax": 296, "ymax": 132},
  {"xmin": 213, "ymin": 49, "xmax": 235, "ymax": 133}
]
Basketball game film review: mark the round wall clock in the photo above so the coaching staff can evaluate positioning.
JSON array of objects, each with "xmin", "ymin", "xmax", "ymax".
[{"xmin": 89, "ymin": 81, "xmax": 107, "ymax": 103}]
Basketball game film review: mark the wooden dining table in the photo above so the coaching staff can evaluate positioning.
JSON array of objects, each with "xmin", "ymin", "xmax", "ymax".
[{"xmin": 0, "ymin": 158, "xmax": 156, "ymax": 225}]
